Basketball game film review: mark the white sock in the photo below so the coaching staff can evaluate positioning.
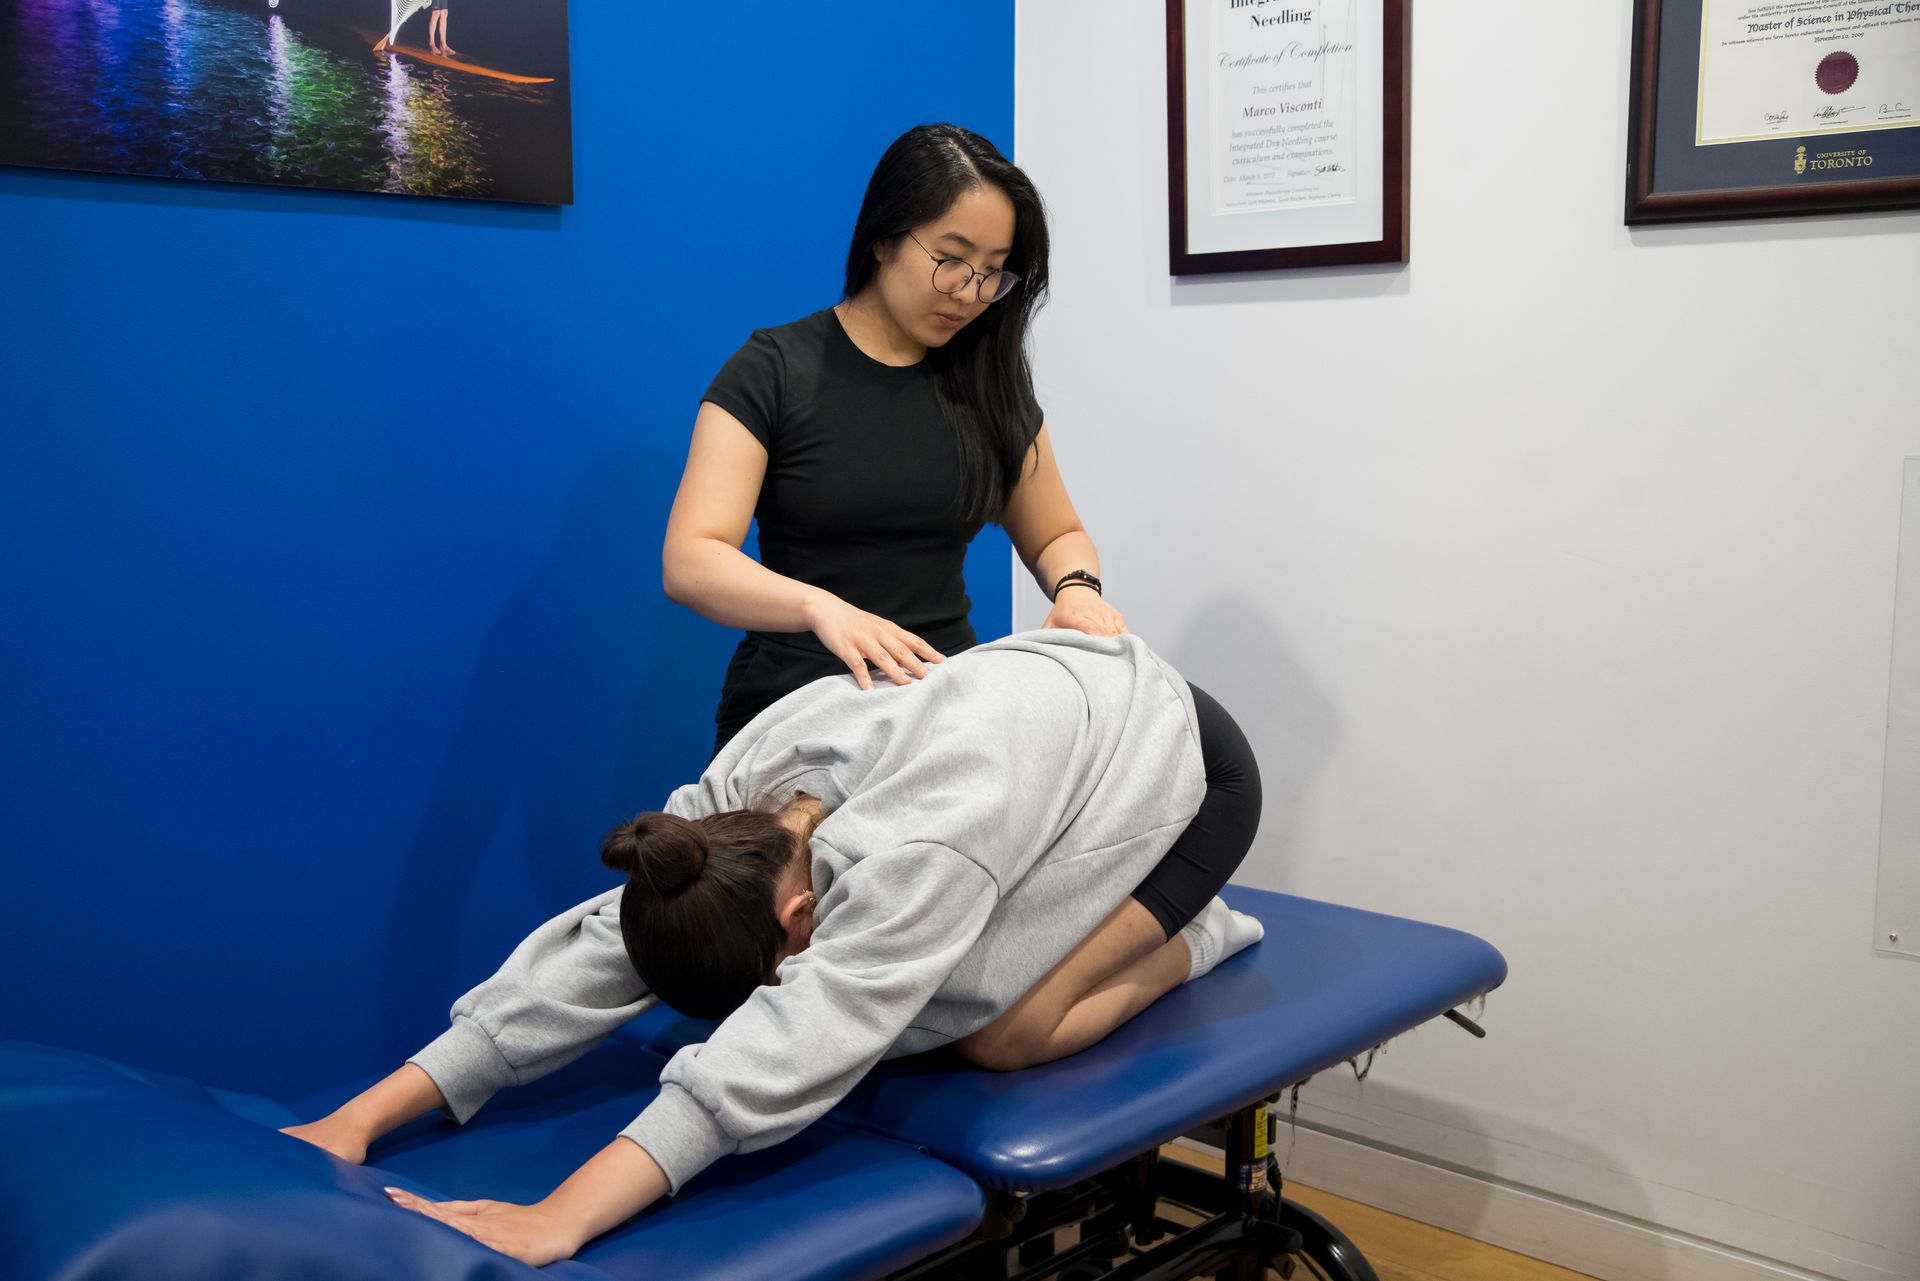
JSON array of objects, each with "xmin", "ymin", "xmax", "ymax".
[{"xmin": 1178, "ymin": 897, "xmax": 1264, "ymax": 981}]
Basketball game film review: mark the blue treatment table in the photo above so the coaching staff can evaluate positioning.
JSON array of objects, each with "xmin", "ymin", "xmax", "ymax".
[{"xmin": 0, "ymin": 887, "xmax": 1506, "ymax": 1281}]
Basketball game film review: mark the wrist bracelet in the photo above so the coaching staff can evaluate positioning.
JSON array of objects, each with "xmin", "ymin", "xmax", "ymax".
[{"xmin": 1052, "ymin": 569, "xmax": 1103, "ymax": 600}]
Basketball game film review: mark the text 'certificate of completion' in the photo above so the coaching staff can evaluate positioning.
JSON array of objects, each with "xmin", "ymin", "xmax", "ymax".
[
  {"xmin": 1698, "ymin": 0, "xmax": 1920, "ymax": 143},
  {"xmin": 1209, "ymin": 0, "xmax": 1359, "ymax": 215}
]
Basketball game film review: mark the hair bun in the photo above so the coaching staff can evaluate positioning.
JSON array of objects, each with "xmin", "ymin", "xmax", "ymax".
[{"xmin": 601, "ymin": 813, "xmax": 709, "ymax": 894}]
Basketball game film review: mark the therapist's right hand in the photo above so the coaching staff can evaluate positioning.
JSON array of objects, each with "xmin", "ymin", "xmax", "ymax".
[{"xmin": 802, "ymin": 592, "xmax": 945, "ymax": 690}]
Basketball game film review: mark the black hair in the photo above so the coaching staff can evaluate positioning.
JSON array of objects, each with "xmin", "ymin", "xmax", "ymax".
[{"xmin": 843, "ymin": 123, "xmax": 1051, "ymax": 527}]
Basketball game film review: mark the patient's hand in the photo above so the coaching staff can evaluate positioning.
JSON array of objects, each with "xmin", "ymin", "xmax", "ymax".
[
  {"xmin": 385, "ymin": 1190, "xmax": 584, "ymax": 1268},
  {"xmin": 280, "ymin": 1116, "xmax": 369, "ymax": 1165},
  {"xmin": 385, "ymin": 1137, "xmax": 668, "ymax": 1265}
]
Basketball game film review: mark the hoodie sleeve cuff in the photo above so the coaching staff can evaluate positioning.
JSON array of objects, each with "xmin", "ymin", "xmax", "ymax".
[
  {"xmin": 618, "ymin": 1083, "xmax": 738, "ymax": 1195},
  {"xmin": 406, "ymin": 1016, "xmax": 517, "ymax": 1124}
]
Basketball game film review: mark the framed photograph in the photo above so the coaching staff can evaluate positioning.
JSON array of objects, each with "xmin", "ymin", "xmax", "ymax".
[
  {"xmin": 0, "ymin": 0, "xmax": 573, "ymax": 205},
  {"xmin": 1627, "ymin": 0, "xmax": 1920, "ymax": 224},
  {"xmin": 1165, "ymin": 0, "xmax": 1409, "ymax": 275}
]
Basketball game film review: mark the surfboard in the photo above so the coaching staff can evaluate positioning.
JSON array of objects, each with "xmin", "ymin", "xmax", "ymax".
[{"xmin": 365, "ymin": 31, "xmax": 555, "ymax": 84}]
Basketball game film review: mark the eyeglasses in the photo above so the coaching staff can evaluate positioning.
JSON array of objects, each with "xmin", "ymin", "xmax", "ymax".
[{"xmin": 906, "ymin": 231, "xmax": 1021, "ymax": 305}]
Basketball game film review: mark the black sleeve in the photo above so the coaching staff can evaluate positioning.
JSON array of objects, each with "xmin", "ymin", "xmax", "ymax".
[{"xmin": 701, "ymin": 329, "xmax": 785, "ymax": 451}]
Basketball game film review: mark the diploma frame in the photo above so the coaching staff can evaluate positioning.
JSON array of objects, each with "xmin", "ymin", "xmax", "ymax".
[
  {"xmin": 1165, "ymin": 0, "xmax": 1410, "ymax": 274},
  {"xmin": 1627, "ymin": 0, "xmax": 1920, "ymax": 223}
]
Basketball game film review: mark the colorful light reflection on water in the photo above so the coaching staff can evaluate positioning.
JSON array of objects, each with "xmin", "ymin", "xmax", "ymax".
[{"xmin": 1, "ymin": 0, "xmax": 570, "ymax": 202}]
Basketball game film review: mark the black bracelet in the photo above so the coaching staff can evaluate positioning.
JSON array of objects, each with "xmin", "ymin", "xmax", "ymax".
[{"xmin": 1052, "ymin": 569, "xmax": 1103, "ymax": 600}]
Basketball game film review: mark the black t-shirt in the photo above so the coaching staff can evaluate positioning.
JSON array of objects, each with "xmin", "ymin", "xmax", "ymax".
[{"xmin": 700, "ymin": 308, "xmax": 997, "ymax": 740}]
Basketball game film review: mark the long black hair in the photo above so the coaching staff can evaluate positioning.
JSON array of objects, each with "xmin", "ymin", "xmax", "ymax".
[{"xmin": 843, "ymin": 124, "xmax": 1051, "ymax": 527}]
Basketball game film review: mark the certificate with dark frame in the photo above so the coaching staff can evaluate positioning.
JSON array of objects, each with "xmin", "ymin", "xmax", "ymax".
[
  {"xmin": 1165, "ymin": 0, "xmax": 1409, "ymax": 275},
  {"xmin": 1627, "ymin": 0, "xmax": 1920, "ymax": 223}
]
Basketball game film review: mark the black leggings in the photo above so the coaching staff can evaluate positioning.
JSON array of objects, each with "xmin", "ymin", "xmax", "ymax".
[{"xmin": 1129, "ymin": 683, "xmax": 1263, "ymax": 939}]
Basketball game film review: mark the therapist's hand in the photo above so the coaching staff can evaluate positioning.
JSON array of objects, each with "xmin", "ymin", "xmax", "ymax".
[
  {"xmin": 1043, "ymin": 588, "xmax": 1126, "ymax": 637},
  {"xmin": 802, "ymin": 591, "xmax": 945, "ymax": 690}
]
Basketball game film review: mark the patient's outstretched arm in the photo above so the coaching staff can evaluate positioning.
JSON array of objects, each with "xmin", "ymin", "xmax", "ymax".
[
  {"xmin": 385, "ymin": 1135, "xmax": 672, "ymax": 1267},
  {"xmin": 281, "ymin": 1063, "xmax": 446, "ymax": 1164},
  {"xmin": 282, "ymin": 886, "xmax": 651, "ymax": 1163},
  {"xmin": 408, "ymin": 887, "xmax": 655, "ymax": 1124}
]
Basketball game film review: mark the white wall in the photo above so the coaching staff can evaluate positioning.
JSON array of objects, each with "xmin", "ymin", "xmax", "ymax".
[{"xmin": 1014, "ymin": 5, "xmax": 1920, "ymax": 1280}]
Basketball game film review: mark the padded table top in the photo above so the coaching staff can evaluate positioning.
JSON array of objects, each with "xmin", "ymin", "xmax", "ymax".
[
  {"xmin": 0, "ymin": 1040, "xmax": 982, "ymax": 1281},
  {"xmin": 623, "ymin": 885, "xmax": 1508, "ymax": 1192},
  {"xmin": 2, "ymin": 887, "xmax": 1505, "ymax": 1280},
  {"xmin": 370, "ymin": 1042, "xmax": 984, "ymax": 1281}
]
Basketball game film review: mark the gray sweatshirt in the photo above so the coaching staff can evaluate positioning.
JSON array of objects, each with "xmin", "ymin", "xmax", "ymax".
[{"xmin": 408, "ymin": 630, "xmax": 1207, "ymax": 1194}]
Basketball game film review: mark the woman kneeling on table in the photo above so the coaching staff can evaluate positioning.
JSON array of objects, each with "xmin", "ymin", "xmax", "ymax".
[{"xmin": 282, "ymin": 630, "xmax": 1264, "ymax": 1265}]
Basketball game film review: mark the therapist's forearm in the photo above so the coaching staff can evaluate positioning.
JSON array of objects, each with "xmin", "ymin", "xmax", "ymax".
[
  {"xmin": 663, "ymin": 536, "xmax": 833, "ymax": 633},
  {"xmin": 540, "ymin": 1137, "xmax": 673, "ymax": 1252},
  {"xmin": 1031, "ymin": 530, "xmax": 1101, "ymax": 599}
]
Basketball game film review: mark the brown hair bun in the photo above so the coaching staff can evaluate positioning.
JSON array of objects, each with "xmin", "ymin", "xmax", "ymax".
[{"xmin": 600, "ymin": 813, "xmax": 709, "ymax": 894}]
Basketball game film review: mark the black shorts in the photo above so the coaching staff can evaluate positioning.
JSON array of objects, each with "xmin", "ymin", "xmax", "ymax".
[
  {"xmin": 1128, "ymin": 682, "xmax": 1263, "ymax": 938},
  {"xmin": 430, "ymin": 0, "xmax": 449, "ymax": 12}
]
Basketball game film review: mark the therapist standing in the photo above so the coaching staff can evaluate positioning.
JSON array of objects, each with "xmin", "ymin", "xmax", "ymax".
[{"xmin": 661, "ymin": 123, "xmax": 1125, "ymax": 757}]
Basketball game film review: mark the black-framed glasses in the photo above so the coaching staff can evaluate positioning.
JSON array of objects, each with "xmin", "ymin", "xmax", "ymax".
[{"xmin": 906, "ymin": 231, "xmax": 1021, "ymax": 305}]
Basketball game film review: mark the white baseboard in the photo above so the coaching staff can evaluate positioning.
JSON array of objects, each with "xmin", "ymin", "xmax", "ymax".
[{"xmin": 1172, "ymin": 1128, "xmax": 1847, "ymax": 1281}]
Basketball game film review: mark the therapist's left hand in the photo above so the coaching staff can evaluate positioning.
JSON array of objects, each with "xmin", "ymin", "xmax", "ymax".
[
  {"xmin": 1043, "ymin": 589, "xmax": 1126, "ymax": 637},
  {"xmin": 385, "ymin": 1187, "xmax": 583, "ymax": 1267}
]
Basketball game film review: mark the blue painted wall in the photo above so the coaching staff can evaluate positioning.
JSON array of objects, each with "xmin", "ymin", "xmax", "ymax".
[{"xmin": 0, "ymin": 1, "xmax": 1014, "ymax": 1095}]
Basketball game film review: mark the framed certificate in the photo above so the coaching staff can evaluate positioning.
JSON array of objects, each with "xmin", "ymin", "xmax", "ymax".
[
  {"xmin": 1627, "ymin": 0, "xmax": 1920, "ymax": 223},
  {"xmin": 1165, "ymin": 0, "xmax": 1410, "ymax": 274}
]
